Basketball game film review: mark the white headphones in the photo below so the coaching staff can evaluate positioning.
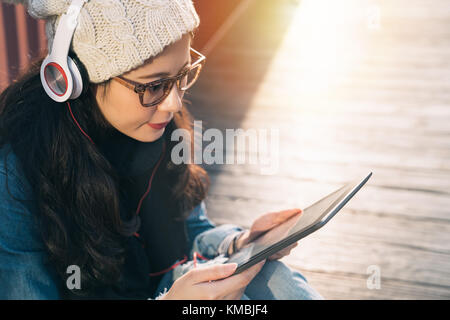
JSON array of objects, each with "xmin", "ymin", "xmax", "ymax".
[{"xmin": 40, "ymin": 0, "xmax": 89, "ymax": 103}]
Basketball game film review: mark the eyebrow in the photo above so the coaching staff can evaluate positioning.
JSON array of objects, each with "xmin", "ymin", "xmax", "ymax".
[{"xmin": 137, "ymin": 60, "xmax": 190, "ymax": 80}]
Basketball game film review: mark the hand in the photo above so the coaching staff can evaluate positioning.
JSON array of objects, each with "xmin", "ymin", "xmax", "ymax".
[
  {"xmin": 236, "ymin": 208, "xmax": 302, "ymax": 261},
  {"xmin": 160, "ymin": 259, "xmax": 266, "ymax": 300}
]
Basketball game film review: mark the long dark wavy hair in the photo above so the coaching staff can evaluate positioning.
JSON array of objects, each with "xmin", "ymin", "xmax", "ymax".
[{"xmin": 0, "ymin": 42, "xmax": 209, "ymax": 296}]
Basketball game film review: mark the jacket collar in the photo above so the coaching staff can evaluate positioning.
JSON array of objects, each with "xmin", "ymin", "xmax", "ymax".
[{"xmin": 97, "ymin": 127, "xmax": 165, "ymax": 178}]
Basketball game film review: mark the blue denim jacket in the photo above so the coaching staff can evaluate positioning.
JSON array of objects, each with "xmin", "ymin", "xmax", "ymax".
[{"xmin": 0, "ymin": 144, "xmax": 243, "ymax": 299}]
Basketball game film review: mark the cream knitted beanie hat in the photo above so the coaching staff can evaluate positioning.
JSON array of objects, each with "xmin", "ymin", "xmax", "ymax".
[{"xmin": 3, "ymin": 0, "xmax": 200, "ymax": 83}]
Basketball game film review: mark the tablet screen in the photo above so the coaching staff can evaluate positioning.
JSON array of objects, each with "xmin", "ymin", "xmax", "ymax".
[{"xmin": 226, "ymin": 173, "xmax": 371, "ymax": 267}]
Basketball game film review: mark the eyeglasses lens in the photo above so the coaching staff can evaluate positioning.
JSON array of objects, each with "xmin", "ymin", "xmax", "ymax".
[
  {"xmin": 180, "ymin": 64, "xmax": 201, "ymax": 90},
  {"xmin": 141, "ymin": 64, "xmax": 202, "ymax": 107}
]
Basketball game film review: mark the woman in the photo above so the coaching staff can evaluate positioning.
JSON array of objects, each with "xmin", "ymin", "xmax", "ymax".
[{"xmin": 0, "ymin": 0, "xmax": 323, "ymax": 300}]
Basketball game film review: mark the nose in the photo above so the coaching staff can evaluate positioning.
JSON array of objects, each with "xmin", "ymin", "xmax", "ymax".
[{"xmin": 157, "ymin": 84, "xmax": 183, "ymax": 113}]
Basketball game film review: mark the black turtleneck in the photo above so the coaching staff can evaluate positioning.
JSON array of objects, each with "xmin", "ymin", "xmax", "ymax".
[
  {"xmin": 91, "ymin": 126, "xmax": 189, "ymax": 299},
  {"xmin": 97, "ymin": 126, "xmax": 165, "ymax": 178}
]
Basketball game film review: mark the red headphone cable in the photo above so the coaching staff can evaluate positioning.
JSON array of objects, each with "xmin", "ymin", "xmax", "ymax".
[
  {"xmin": 67, "ymin": 101, "xmax": 208, "ymax": 277},
  {"xmin": 67, "ymin": 101, "xmax": 95, "ymax": 145}
]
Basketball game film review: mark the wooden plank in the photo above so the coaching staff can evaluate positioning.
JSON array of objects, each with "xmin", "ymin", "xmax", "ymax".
[
  {"xmin": 203, "ymin": 170, "xmax": 450, "ymax": 222},
  {"xmin": 202, "ymin": 162, "xmax": 450, "ymax": 196},
  {"xmin": 186, "ymin": 0, "xmax": 450, "ymax": 299},
  {"xmin": 204, "ymin": 192, "xmax": 450, "ymax": 258},
  {"xmin": 288, "ymin": 269, "xmax": 450, "ymax": 300},
  {"xmin": 186, "ymin": 114, "xmax": 450, "ymax": 172}
]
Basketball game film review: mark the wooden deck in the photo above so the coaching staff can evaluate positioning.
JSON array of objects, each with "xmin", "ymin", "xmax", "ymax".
[{"xmin": 187, "ymin": 0, "xmax": 450, "ymax": 299}]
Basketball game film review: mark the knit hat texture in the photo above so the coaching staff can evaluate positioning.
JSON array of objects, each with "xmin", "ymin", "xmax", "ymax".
[{"xmin": 2, "ymin": 0, "xmax": 200, "ymax": 83}]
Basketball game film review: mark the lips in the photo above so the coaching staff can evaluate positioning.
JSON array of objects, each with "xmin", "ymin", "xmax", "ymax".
[{"xmin": 147, "ymin": 121, "xmax": 170, "ymax": 129}]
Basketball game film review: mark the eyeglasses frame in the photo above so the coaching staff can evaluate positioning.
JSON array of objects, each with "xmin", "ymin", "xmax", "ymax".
[{"xmin": 112, "ymin": 47, "xmax": 206, "ymax": 107}]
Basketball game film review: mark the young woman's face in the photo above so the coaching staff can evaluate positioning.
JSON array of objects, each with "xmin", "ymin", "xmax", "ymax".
[{"xmin": 94, "ymin": 33, "xmax": 191, "ymax": 142}]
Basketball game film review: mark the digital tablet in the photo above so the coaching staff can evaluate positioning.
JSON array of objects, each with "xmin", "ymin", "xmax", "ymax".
[{"xmin": 225, "ymin": 172, "xmax": 373, "ymax": 275}]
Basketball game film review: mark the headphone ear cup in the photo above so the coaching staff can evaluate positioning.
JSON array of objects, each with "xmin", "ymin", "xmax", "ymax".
[
  {"xmin": 68, "ymin": 51, "xmax": 90, "ymax": 99},
  {"xmin": 40, "ymin": 54, "xmax": 74, "ymax": 102}
]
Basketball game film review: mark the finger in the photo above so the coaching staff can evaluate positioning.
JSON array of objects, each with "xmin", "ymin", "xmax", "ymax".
[
  {"xmin": 268, "ymin": 254, "xmax": 281, "ymax": 260},
  {"xmin": 188, "ymin": 263, "xmax": 238, "ymax": 284},
  {"xmin": 262, "ymin": 209, "xmax": 302, "ymax": 228},
  {"xmin": 214, "ymin": 260, "xmax": 266, "ymax": 297},
  {"xmin": 202, "ymin": 260, "xmax": 266, "ymax": 298},
  {"xmin": 223, "ymin": 287, "xmax": 246, "ymax": 300},
  {"xmin": 287, "ymin": 242, "xmax": 299, "ymax": 250},
  {"xmin": 268, "ymin": 243, "xmax": 298, "ymax": 260},
  {"xmin": 268, "ymin": 251, "xmax": 287, "ymax": 260},
  {"xmin": 269, "ymin": 250, "xmax": 287, "ymax": 260},
  {"xmin": 251, "ymin": 209, "xmax": 302, "ymax": 234},
  {"xmin": 274, "ymin": 208, "xmax": 303, "ymax": 224}
]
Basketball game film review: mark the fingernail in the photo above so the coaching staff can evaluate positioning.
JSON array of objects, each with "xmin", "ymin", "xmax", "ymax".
[{"xmin": 225, "ymin": 263, "xmax": 238, "ymax": 271}]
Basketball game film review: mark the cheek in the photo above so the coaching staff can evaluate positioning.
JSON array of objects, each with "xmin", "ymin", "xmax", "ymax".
[
  {"xmin": 140, "ymin": 108, "xmax": 159, "ymax": 125},
  {"xmin": 111, "ymin": 87, "xmax": 138, "ymax": 112},
  {"xmin": 104, "ymin": 86, "xmax": 149, "ymax": 123}
]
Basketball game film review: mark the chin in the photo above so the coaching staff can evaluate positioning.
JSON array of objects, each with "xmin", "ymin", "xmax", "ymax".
[{"xmin": 143, "ymin": 127, "xmax": 165, "ymax": 142}]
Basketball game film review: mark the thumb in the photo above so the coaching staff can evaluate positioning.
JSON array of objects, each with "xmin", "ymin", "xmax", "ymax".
[
  {"xmin": 276, "ymin": 208, "xmax": 302, "ymax": 223},
  {"xmin": 188, "ymin": 263, "xmax": 238, "ymax": 284},
  {"xmin": 253, "ymin": 208, "xmax": 302, "ymax": 232}
]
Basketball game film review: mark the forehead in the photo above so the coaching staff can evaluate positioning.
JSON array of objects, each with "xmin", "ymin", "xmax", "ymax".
[{"xmin": 123, "ymin": 33, "xmax": 192, "ymax": 79}]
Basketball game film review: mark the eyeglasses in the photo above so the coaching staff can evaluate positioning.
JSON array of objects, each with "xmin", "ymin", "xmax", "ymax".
[{"xmin": 112, "ymin": 48, "xmax": 206, "ymax": 107}]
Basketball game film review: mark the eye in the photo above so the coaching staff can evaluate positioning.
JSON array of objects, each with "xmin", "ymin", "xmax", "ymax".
[{"xmin": 147, "ymin": 83, "xmax": 164, "ymax": 94}]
